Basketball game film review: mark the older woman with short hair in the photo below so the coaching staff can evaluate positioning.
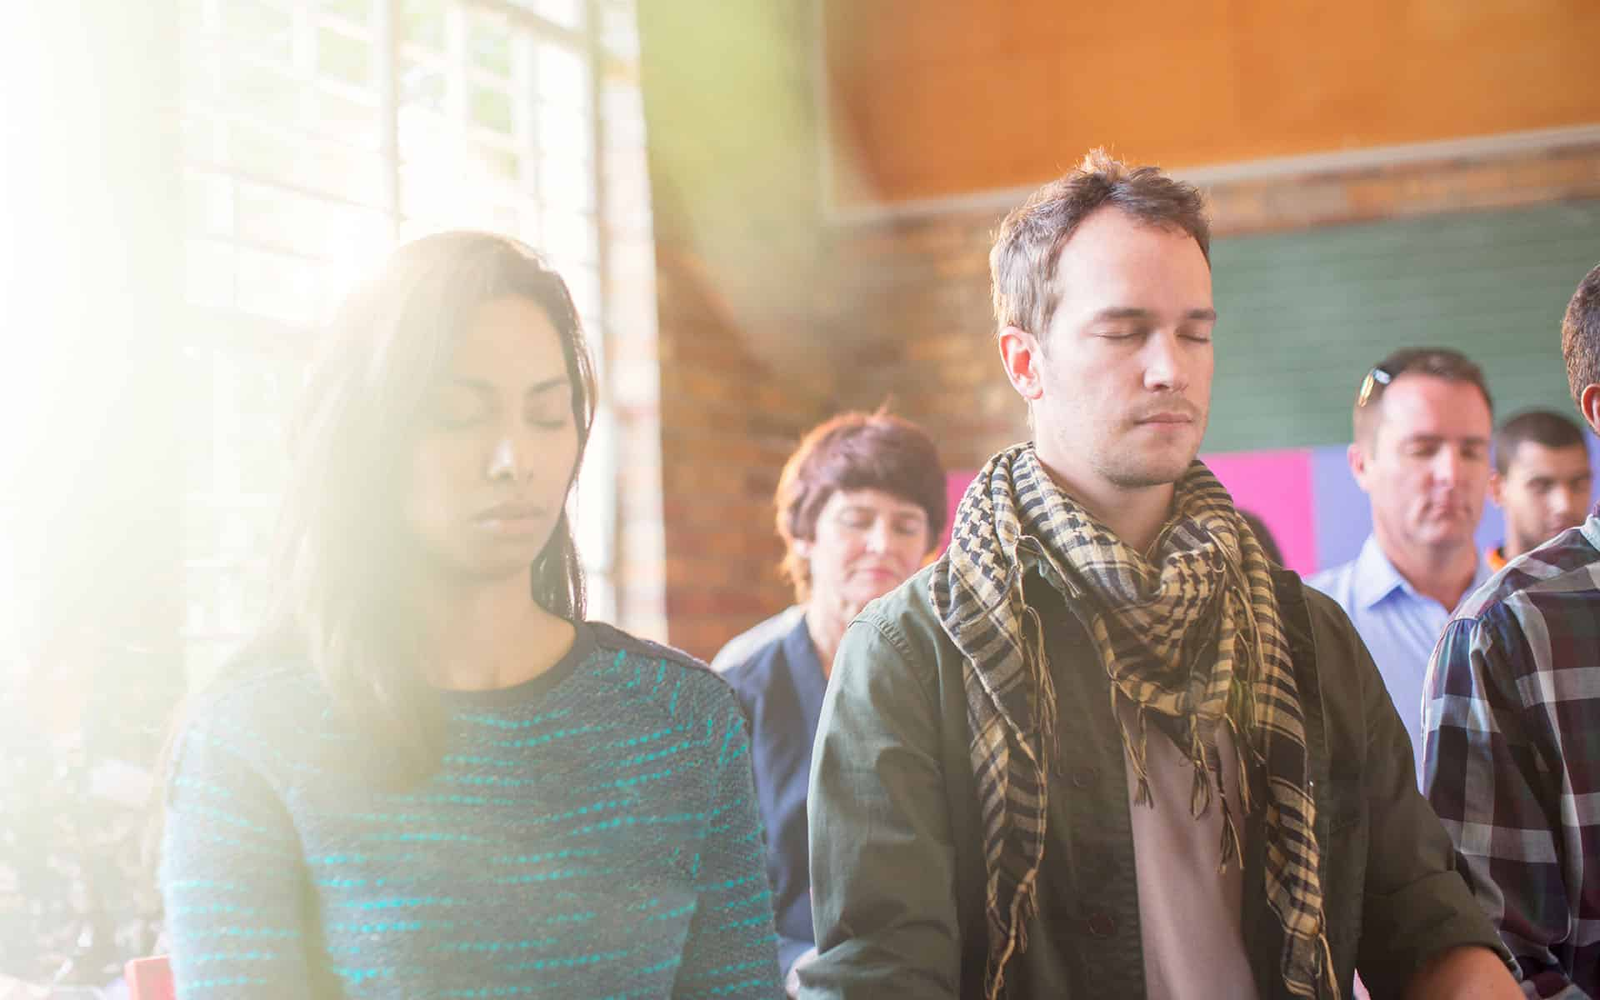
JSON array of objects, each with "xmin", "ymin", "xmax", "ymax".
[{"xmin": 716, "ymin": 411, "xmax": 946, "ymax": 993}]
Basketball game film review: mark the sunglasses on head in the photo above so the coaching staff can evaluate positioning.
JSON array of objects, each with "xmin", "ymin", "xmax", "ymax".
[{"xmin": 1356, "ymin": 364, "xmax": 1395, "ymax": 408}]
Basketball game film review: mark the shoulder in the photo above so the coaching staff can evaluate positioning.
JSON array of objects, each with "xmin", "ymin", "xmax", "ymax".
[
  {"xmin": 183, "ymin": 642, "xmax": 330, "ymax": 742},
  {"xmin": 586, "ymin": 621, "xmax": 746, "ymax": 725},
  {"xmin": 1305, "ymin": 559, "xmax": 1356, "ymax": 605},
  {"xmin": 718, "ymin": 625, "xmax": 790, "ymax": 702},
  {"xmin": 1274, "ymin": 568, "xmax": 1364, "ymax": 665},
  {"xmin": 1454, "ymin": 525, "xmax": 1600, "ymax": 623},
  {"xmin": 709, "ymin": 605, "xmax": 804, "ymax": 673},
  {"xmin": 839, "ymin": 564, "xmax": 952, "ymax": 691},
  {"xmin": 166, "ymin": 642, "xmax": 333, "ymax": 794}
]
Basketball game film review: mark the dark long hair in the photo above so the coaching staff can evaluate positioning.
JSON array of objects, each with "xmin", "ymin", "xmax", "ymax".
[{"xmin": 265, "ymin": 231, "xmax": 597, "ymax": 778}]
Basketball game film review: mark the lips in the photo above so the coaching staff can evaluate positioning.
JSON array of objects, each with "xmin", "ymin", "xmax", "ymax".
[
  {"xmin": 1134, "ymin": 408, "xmax": 1196, "ymax": 425},
  {"xmin": 854, "ymin": 566, "xmax": 903, "ymax": 582},
  {"xmin": 472, "ymin": 502, "xmax": 548, "ymax": 533}
]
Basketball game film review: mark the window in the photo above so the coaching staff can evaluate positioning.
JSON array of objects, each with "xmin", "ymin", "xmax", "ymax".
[{"xmin": 177, "ymin": 0, "xmax": 652, "ymax": 682}]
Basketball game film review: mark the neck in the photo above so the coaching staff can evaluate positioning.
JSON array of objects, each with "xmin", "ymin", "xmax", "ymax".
[
  {"xmin": 1373, "ymin": 524, "xmax": 1479, "ymax": 610},
  {"xmin": 804, "ymin": 594, "xmax": 857, "ymax": 679},
  {"xmin": 1502, "ymin": 532, "xmax": 1536, "ymax": 561},
  {"xmin": 417, "ymin": 572, "xmax": 573, "ymax": 691},
  {"xmin": 1034, "ymin": 453, "xmax": 1176, "ymax": 554}
]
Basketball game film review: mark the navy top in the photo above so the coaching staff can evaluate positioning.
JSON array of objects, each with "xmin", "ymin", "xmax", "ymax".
[
  {"xmin": 720, "ymin": 615, "xmax": 826, "ymax": 975},
  {"xmin": 160, "ymin": 622, "xmax": 781, "ymax": 998}
]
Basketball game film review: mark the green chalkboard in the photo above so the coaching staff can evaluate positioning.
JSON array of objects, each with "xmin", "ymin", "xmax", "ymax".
[{"xmin": 1205, "ymin": 200, "xmax": 1600, "ymax": 452}]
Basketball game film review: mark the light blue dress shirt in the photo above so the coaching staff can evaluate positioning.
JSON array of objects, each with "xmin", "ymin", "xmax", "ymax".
[{"xmin": 1306, "ymin": 535, "xmax": 1490, "ymax": 787}]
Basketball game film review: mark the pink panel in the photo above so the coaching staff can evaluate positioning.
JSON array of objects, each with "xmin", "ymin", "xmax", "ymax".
[
  {"xmin": 941, "ymin": 452, "xmax": 1317, "ymax": 575},
  {"xmin": 940, "ymin": 472, "xmax": 971, "ymax": 552},
  {"xmin": 1199, "ymin": 448, "xmax": 1317, "ymax": 576}
]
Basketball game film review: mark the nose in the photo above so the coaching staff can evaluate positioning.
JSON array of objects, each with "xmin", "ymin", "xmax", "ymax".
[
  {"xmin": 1142, "ymin": 331, "xmax": 1187, "ymax": 393},
  {"xmin": 487, "ymin": 435, "xmax": 519, "ymax": 482},
  {"xmin": 1552, "ymin": 485, "xmax": 1583, "ymax": 519},
  {"xmin": 864, "ymin": 517, "xmax": 892, "ymax": 554},
  {"xmin": 1429, "ymin": 447, "xmax": 1464, "ymax": 489}
]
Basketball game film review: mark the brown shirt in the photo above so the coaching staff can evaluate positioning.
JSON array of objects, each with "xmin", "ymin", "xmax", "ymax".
[{"xmin": 1125, "ymin": 709, "xmax": 1259, "ymax": 1000}]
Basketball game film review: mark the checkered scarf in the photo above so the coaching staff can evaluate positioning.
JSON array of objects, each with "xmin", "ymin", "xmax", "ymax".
[{"xmin": 930, "ymin": 443, "xmax": 1337, "ymax": 1000}]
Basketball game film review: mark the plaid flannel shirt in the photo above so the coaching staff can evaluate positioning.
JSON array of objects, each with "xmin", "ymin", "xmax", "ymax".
[{"xmin": 1423, "ymin": 508, "xmax": 1600, "ymax": 1000}]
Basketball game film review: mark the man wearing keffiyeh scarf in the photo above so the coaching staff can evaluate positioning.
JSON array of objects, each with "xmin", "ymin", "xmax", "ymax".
[
  {"xmin": 798, "ymin": 150, "xmax": 1518, "ymax": 1000},
  {"xmin": 935, "ymin": 443, "xmax": 1333, "ymax": 998}
]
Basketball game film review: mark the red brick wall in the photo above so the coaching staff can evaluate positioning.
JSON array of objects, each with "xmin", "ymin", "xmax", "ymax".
[{"xmin": 653, "ymin": 246, "xmax": 835, "ymax": 660}]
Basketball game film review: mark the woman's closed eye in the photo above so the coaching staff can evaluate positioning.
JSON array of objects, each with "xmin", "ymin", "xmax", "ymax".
[
  {"xmin": 429, "ymin": 390, "xmax": 492, "ymax": 429},
  {"xmin": 526, "ymin": 406, "xmax": 571, "ymax": 430}
]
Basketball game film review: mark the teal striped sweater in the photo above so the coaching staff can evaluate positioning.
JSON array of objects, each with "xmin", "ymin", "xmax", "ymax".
[{"xmin": 159, "ymin": 623, "xmax": 782, "ymax": 998}]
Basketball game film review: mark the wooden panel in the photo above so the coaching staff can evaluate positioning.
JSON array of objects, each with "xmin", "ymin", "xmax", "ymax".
[
  {"xmin": 1204, "ymin": 200, "xmax": 1600, "ymax": 452},
  {"xmin": 825, "ymin": 0, "xmax": 1600, "ymax": 204}
]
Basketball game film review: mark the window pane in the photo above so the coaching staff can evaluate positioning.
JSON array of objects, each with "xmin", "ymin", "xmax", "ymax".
[
  {"xmin": 540, "ymin": 208, "xmax": 598, "ymax": 267},
  {"xmin": 400, "ymin": 65, "xmax": 447, "ymax": 123},
  {"xmin": 317, "ymin": 26, "xmax": 373, "ymax": 88},
  {"xmin": 226, "ymin": 123, "xmax": 389, "ymax": 207},
  {"xmin": 509, "ymin": 0, "xmax": 585, "ymax": 31},
  {"xmin": 468, "ymin": 10, "xmax": 513, "ymax": 78},
  {"xmin": 536, "ymin": 42, "xmax": 589, "ymax": 109},
  {"xmin": 600, "ymin": 0, "xmax": 640, "ymax": 59},
  {"xmin": 236, "ymin": 247, "xmax": 318, "ymax": 325},
  {"xmin": 310, "ymin": 86, "xmax": 382, "ymax": 147},
  {"xmin": 222, "ymin": 59, "xmax": 303, "ymax": 125},
  {"xmin": 223, "ymin": 0, "xmax": 295, "ymax": 65},
  {"xmin": 185, "ymin": 239, "xmax": 237, "ymax": 310},
  {"xmin": 401, "ymin": 0, "xmax": 447, "ymax": 53},
  {"xmin": 540, "ymin": 153, "xmax": 595, "ymax": 213},
  {"xmin": 563, "ymin": 262, "xmax": 602, "ymax": 328},
  {"xmin": 537, "ymin": 105, "xmax": 592, "ymax": 162},
  {"xmin": 470, "ymin": 84, "xmax": 513, "ymax": 135},
  {"xmin": 319, "ymin": 0, "xmax": 373, "ymax": 27},
  {"xmin": 185, "ymin": 171, "xmax": 235, "ymax": 239}
]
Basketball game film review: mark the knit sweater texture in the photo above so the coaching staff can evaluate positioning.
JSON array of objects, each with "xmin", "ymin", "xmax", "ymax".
[{"xmin": 159, "ymin": 622, "xmax": 782, "ymax": 998}]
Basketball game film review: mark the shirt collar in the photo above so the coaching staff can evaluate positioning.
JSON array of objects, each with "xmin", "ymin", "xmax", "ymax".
[
  {"xmin": 1351, "ymin": 535, "xmax": 1410, "ymax": 610},
  {"xmin": 1351, "ymin": 534, "xmax": 1490, "ymax": 613}
]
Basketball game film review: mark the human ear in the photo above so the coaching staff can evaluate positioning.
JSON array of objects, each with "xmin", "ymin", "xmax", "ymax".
[{"xmin": 998, "ymin": 325, "xmax": 1044, "ymax": 402}]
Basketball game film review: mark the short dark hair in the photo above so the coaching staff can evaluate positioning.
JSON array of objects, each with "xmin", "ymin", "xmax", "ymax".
[
  {"xmin": 775, "ymin": 411, "xmax": 947, "ymax": 600},
  {"xmin": 1493, "ymin": 409, "xmax": 1587, "ymax": 475},
  {"xmin": 1562, "ymin": 262, "xmax": 1600, "ymax": 407},
  {"xmin": 1352, "ymin": 346, "xmax": 1493, "ymax": 445},
  {"xmin": 989, "ymin": 148, "xmax": 1210, "ymax": 338}
]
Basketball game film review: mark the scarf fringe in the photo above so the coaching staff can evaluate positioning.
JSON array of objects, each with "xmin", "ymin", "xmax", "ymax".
[{"xmin": 1022, "ymin": 606, "xmax": 1060, "ymax": 772}]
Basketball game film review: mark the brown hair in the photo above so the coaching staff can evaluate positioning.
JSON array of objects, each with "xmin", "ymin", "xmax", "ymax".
[
  {"xmin": 1563, "ymin": 262, "xmax": 1600, "ymax": 408},
  {"xmin": 1352, "ymin": 346, "xmax": 1493, "ymax": 446},
  {"xmin": 1493, "ymin": 409, "xmax": 1586, "ymax": 476},
  {"xmin": 269, "ymin": 231, "xmax": 596, "ymax": 778},
  {"xmin": 989, "ymin": 147, "xmax": 1210, "ymax": 338},
  {"xmin": 775, "ymin": 411, "xmax": 947, "ymax": 600}
]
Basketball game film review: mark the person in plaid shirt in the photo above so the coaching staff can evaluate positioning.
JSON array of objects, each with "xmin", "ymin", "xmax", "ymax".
[{"xmin": 1424, "ymin": 261, "xmax": 1600, "ymax": 998}]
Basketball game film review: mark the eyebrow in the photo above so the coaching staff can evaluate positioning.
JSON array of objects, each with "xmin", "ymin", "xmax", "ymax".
[
  {"xmin": 835, "ymin": 503, "xmax": 927, "ymax": 519},
  {"xmin": 1089, "ymin": 307, "xmax": 1218, "ymax": 323},
  {"xmin": 1398, "ymin": 433, "xmax": 1490, "ymax": 446},
  {"xmin": 447, "ymin": 376, "xmax": 570, "ymax": 396}
]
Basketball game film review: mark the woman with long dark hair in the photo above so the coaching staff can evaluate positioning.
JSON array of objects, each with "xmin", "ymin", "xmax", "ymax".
[{"xmin": 159, "ymin": 232, "xmax": 780, "ymax": 998}]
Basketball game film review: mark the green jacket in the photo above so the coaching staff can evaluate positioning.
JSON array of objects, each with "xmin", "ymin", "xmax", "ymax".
[{"xmin": 799, "ymin": 562, "xmax": 1507, "ymax": 1000}]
